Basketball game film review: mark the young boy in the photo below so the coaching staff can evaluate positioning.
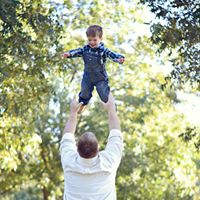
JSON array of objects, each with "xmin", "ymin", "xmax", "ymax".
[{"xmin": 62, "ymin": 25, "xmax": 125, "ymax": 113}]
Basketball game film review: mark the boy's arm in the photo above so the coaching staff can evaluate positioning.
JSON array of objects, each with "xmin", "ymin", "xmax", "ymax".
[
  {"xmin": 62, "ymin": 47, "xmax": 84, "ymax": 58},
  {"xmin": 104, "ymin": 48, "xmax": 125, "ymax": 64}
]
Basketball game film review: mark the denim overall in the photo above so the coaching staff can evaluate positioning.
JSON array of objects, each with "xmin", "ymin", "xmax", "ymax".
[{"xmin": 79, "ymin": 50, "xmax": 110, "ymax": 105}]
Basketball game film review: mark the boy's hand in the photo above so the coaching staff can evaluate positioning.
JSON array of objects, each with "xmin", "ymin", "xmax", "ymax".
[
  {"xmin": 61, "ymin": 52, "xmax": 70, "ymax": 58},
  {"xmin": 118, "ymin": 57, "xmax": 125, "ymax": 64}
]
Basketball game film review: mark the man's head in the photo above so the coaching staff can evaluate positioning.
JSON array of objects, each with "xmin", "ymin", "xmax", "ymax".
[
  {"xmin": 86, "ymin": 25, "xmax": 103, "ymax": 48},
  {"xmin": 77, "ymin": 132, "xmax": 99, "ymax": 158}
]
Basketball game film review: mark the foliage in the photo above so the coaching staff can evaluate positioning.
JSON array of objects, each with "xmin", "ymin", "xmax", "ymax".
[
  {"xmin": 179, "ymin": 126, "xmax": 200, "ymax": 151},
  {"xmin": 0, "ymin": 0, "xmax": 199, "ymax": 199},
  {"xmin": 140, "ymin": 0, "xmax": 200, "ymax": 90},
  {"xmin": 0, "ymin": 0, "xmax": 63, "ymax": 198}
]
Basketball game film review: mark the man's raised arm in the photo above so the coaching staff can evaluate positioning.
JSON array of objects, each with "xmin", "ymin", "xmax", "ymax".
[
  {"xmin": 63, "ymin": 98, "xmax": 83, "ymax": 135},
  {"xmin": 60, "ymin": 97, "xmax": 82, "ymax": 169},
  {"xmin": 102, "ymin": 93, "xmax": 123, "ymax": 169},
  {"xmin": 102, "ymin": 93, "xmax": 120, "ymax": 131}
]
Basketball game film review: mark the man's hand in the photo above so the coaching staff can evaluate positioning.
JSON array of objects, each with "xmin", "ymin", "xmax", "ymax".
[
  {"xmin": 102, "ymin": 92, "xmax": 120, "ymax": 130},
  {"xmin": 63, "ymin": 97, "xmax": 82, "ymax": 135},
  {"xmin": 70, "ymin": 97, "xmax": 83, "ymax": 114},
  {"xmin": 61, "ymin": 52, "xmax": 70, "ymax": 58},
  {"xmin": 118, "ymin": 57, "xmax": 125, "ymax": 64},
  {"xmin": 102, "ymin": 92, "xmax": 116, "ymax": 113}
]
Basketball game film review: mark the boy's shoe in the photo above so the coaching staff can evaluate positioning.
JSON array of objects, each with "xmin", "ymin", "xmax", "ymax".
[{"xmin": 78, "ymin": 104, "xmax": 87, "ymax": 114}]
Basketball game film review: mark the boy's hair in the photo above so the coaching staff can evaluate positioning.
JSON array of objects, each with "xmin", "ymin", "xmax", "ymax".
[{"xmin": 86, "ymin": 25, "xmax": 103, "ymax": 38}]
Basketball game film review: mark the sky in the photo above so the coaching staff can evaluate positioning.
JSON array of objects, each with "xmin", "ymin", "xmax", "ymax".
[{"xmin": 176, "ymin": 91, "xmax": 200, "ymax": 126}]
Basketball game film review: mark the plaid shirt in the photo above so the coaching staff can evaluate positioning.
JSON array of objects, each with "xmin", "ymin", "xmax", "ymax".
[{"xmin": 68, "ymin": 42, "xmax": 124, "ymax": 64}]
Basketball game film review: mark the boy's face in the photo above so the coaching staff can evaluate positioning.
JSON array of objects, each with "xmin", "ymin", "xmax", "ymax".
[{"xmin": 87, "ymin": 35, "xmax": 102, "ymax": 48}]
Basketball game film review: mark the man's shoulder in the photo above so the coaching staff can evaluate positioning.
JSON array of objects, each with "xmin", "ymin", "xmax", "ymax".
[{"xmin": 98, "ymin": 149, "xmax": 121, "ymax": 170}]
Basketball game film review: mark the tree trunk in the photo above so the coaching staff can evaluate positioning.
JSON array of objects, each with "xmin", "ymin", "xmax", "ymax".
[{"xmin": 42, "ymin": 187, "xmax": 48, "ymax": 200}]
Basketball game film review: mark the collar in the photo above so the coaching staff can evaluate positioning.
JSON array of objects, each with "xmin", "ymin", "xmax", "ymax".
[
  {"xmin": 77, "ymin": 155, "xmax": 99, "ymax": 167},
  {"xmin": 87, "ymin": 42, "xmax": 104, "ymax": 50}
]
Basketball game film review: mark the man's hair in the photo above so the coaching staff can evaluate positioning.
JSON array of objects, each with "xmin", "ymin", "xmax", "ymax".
[
  {"xmin": 77, "ymin": 132, "xmax": 98, "ymax": 158},
  {"xmin": 86, "ymin": 25, "xmax": 103, "ymax": 38}
]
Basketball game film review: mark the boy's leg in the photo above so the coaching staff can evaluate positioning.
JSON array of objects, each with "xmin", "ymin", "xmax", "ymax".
[
  {"xmin": 78, "ymin": 76, "xmax": 94, "ymax": 113},
  {"xmin": 95, "ymin": 79, "xmax": 110, "ymax": 103}
]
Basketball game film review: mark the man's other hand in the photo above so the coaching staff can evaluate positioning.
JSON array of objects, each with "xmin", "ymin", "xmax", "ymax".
[
  {"xmin": 70, "ymin": 97, "xmax": 83, "ymax": 114},
  {"xmin": 102, "ymin": 92, "xmax": 116, "ymax": 113}
]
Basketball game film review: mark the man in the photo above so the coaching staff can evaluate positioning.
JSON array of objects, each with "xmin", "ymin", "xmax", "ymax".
[{"xmin": 60, "ymin": 93, "xmax": 124, "ymax": 200}]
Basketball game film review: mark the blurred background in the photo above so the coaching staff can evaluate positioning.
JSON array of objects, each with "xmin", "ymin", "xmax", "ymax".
[{"xmin": 0, "ymin": 0, "xmax": 199, "ymax": 199}]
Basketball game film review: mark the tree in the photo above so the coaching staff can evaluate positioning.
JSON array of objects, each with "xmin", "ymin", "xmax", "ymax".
[
  {"xmin": 140, "ymin": 0, "xmax": 200, "ymax": 90},
  {"xmin": 0, "ymin": 0, "xmax": 63, "ymax": 198},
  {"xmin": 0, "ymin": 0, "xmax": 199, "ymax": 199},
  {"xmin": 179, "ymin": 126, "xmax": 200, "ymax": 151}
]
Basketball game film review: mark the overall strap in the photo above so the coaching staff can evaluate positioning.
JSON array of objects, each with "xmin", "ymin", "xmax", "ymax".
[{"xmin": 96, "ymin": 47, "xmax": 104, "ymax": 65}]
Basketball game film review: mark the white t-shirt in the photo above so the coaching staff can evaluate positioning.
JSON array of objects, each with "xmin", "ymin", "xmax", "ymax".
[{"xmin": 60, "ymin": 129, "xmax": 124, "ymax": 200}]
